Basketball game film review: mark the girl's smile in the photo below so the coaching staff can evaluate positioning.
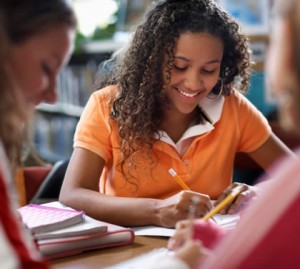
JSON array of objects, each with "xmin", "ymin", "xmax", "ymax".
[
  {"xmin": 175, "ymin": 87, "xmax": 205, "ymax": 98},
  {"xmin": 165, "ymin": 32, "xmax": 224, "ymax": 116}
]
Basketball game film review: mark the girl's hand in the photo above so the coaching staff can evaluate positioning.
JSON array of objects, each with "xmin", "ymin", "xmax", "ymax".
[
  {"xmin": 155, "ymin": 191, "xmax": 213, "ymax": 227},
  {"xmin": 168, "ymin": 219, "xmax": 194, "ymax": 249},
  {"xmin": 174, "ymin": 240, "xmax": 209, "ymax": 269},
  {"xmin": 168, "ymin": 219, "xmax": 227, "ymax": 250},
  {"xmin": 216, "ymin": 182, "xmax": 259, "ymax": 214}
]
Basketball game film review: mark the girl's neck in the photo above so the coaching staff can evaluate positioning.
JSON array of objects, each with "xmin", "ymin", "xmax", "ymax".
[{"xmin": 160, "ymin": 108, "xmax": 199, "ymax": 143}]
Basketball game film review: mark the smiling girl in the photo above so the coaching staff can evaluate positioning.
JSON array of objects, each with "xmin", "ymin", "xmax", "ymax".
[{"xmin": 60, "ymin": 0, "xmax": 293, "ymax": 228}]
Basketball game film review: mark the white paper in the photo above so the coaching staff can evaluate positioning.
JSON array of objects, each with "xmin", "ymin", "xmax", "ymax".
[
  {"xmin": 132, "ymin": 226, "xmax": 175, "ymax": 237},
  {"xmin": 131, "ymin": 213, "xmax": 240, "ymax": 237}
]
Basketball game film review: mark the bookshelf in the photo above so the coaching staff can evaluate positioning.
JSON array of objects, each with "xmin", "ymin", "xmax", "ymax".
[
  {"xmin": 32, "ymin": 0, "xmax": 141, "ymax": 164},
  {"xmin": 34, "ymin": 51, "xmax": 112, "ymax": 164}
]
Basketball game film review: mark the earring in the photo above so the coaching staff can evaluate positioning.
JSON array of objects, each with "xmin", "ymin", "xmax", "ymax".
[{"xmin": 207, "ymin": 79, "xmax": 223, "ymax": 99}]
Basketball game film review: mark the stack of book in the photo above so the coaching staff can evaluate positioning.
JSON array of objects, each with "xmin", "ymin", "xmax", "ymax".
[{"xmin": 18, "ymin": 202, "xmax": 135, "ymax": 260}]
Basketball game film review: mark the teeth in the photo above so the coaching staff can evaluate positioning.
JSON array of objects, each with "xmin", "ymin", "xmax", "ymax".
[{"xmin": 177, "ymin": 88, "xmax": 198, "ymax": 97}]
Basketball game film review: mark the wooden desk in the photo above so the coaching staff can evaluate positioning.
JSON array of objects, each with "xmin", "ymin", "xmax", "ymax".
[{"xmin": 50, "ymin": 236, "xmax": 168, "ymax": 269}]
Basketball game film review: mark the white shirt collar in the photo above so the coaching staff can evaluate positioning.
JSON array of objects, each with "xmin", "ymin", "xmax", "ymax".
[
  {"xmin": 157, "ymin": 95, "xmax": 225, "ymax": 154},
  {"xmin": 200, "ymin": 95, "xmax": 225, "ymax": 125}
]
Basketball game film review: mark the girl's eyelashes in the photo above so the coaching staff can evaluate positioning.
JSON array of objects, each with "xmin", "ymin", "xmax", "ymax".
[
  {"xmin": 202, "ymin": 69, "xmax": 217, "ymax": 74},
  {"xmin": 174, "ymin": 65, "xmax": 187, "ymax": 71},
  {"xmin": 173, "ymin": 64, "xmax": 217, "ymax": 74}
]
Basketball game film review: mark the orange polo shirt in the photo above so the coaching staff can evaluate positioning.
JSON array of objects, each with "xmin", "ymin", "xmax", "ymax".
[{"xmin": 74, "ymin": 85, "xmax": 271, "ymax": 199}]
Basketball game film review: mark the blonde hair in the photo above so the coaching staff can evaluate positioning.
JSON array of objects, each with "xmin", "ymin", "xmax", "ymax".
[
  {"xmin": 0, "ymin": 11, "xmax": 27, "ymax": 173},
  {"xmin": 0, "ymin": 0, "xmax": 77, "ymax": 169}
]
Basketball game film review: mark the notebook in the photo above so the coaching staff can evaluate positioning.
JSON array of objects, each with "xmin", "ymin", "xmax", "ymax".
[
  {"xmin": 37, "ymin": 202, "xmax": 135, "ymax": 260},
  {"xmin": 132, "ymin": 213, "xmax": 240, "ymax": 237},
  {"xmin": 17, "ymin": 204, "xmax": 85, "ymax": 234}
]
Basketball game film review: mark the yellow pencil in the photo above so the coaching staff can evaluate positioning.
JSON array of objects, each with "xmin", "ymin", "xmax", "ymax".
[
  {"xmin": 201, "ymin": 186, "xmax": 244, "ymax": 221},
  {"xmin": 168, "ymin": 168, "xmax": 191, "ymax": 191}
]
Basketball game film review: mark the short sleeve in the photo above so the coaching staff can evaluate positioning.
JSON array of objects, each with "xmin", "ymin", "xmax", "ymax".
[
  {"xmin": 234, "ymin": 92, "xmax": 272, "ymax": 152},
  {"xmin": 73, "ymin": 88, "xmax": 113, "ymax": 162}
]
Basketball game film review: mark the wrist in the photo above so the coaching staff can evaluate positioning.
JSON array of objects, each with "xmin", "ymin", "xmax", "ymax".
[{"xmin": 147, "ymin": 198, "xmax": 162, "ymax": 226}]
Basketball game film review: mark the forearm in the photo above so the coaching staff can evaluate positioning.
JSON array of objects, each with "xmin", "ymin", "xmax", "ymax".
[{"xmin": 59, "ymin": 188, "xmax": 160, "ymax": 226}]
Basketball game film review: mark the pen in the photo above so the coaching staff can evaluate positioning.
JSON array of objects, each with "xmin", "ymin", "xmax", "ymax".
[
  {"xmin": 168, "ymin": 168, "xmax": 191, "ymax": 190},
  {"xmin": 201, "ymin": 185, "xmax": 244, "ymax": 221}
]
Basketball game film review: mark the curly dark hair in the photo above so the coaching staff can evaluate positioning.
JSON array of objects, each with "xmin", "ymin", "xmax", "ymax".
[{"xmin": 111, "ymin": 0, "xmax": 251, "ymax": 178}]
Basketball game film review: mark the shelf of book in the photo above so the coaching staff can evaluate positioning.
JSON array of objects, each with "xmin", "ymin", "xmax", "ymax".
[
  {"xmin": 34, "ymin": 51, "xmax": 112, "ymax": 164},
  {"xmin": 34, "ymin": 111, "xmax": 78, "ymax": 164}
]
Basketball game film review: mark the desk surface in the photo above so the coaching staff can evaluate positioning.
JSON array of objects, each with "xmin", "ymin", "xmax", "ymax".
[{"xmin": 50, "ymin": 236, "xmax": 168, "ymax": 269}]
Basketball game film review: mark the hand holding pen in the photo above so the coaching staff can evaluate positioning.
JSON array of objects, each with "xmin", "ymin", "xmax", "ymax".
[
  {"xmin": 168, "ymin": 168, "xmax": 213, "ymax": 217},
  {"xmin": 148, "ymin": 168, "xmax": 213, "ymax": 228},
  {"xmin": 215, "ymin": 182, "xmax": 258, "ymax": 214},
  {"xmin": 168, "ymin": 185, "xmax": 242, "ymax": 250},
  {"xmin": 201, "ymin": 185, "xmax": 245, "ymax": 220},
  {"xmin": 157, "ymin": 189, "xmax": 213, "ymax": 227},
  {"xmin": 168, "ymin": 168, "xmax": 254, "ymax": 218}
]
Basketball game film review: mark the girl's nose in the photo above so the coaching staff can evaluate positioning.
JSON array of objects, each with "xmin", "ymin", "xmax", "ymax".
[
  {"xmin": 43, "ymin": 81, "xmax": 57, "ymax": 104},
  {"xmin": 184, "ymin": 71, "xmax": 203, "ymax": 91}
]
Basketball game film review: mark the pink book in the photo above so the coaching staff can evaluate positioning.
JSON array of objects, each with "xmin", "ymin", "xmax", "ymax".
[
  {"xmin": 28, "ymin": 202, "xmax": 135, "ymax": 260},
  {"xmin": 18, "ymin": 204, "xmax": 85, "ymax": 234},
  {"xmin": 38, "ymin": 217, "xmax": 135, "ymax": 260}
]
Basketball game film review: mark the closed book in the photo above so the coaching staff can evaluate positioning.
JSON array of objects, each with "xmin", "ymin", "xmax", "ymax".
[
  {"xmin": 35, "ymin": 215, "xmax": 108, "ymax": 240},
  {"xmin": 37, "ymin": 202, "xmax": 135, "ymax": 260},
  {"xmin": 18, "ymin": 204, "xmax": 84, "ymax": 234}
]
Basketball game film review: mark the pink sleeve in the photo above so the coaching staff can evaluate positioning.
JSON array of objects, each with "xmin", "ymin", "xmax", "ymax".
[{"xmin": 192, "ymin": 220, "xmax": 228, "ymax": 249}]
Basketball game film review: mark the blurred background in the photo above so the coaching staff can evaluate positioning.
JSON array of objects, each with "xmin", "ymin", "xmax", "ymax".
[{"xmin": 33, "ymin": 0, "xmax": 289, "ymax": 185}]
